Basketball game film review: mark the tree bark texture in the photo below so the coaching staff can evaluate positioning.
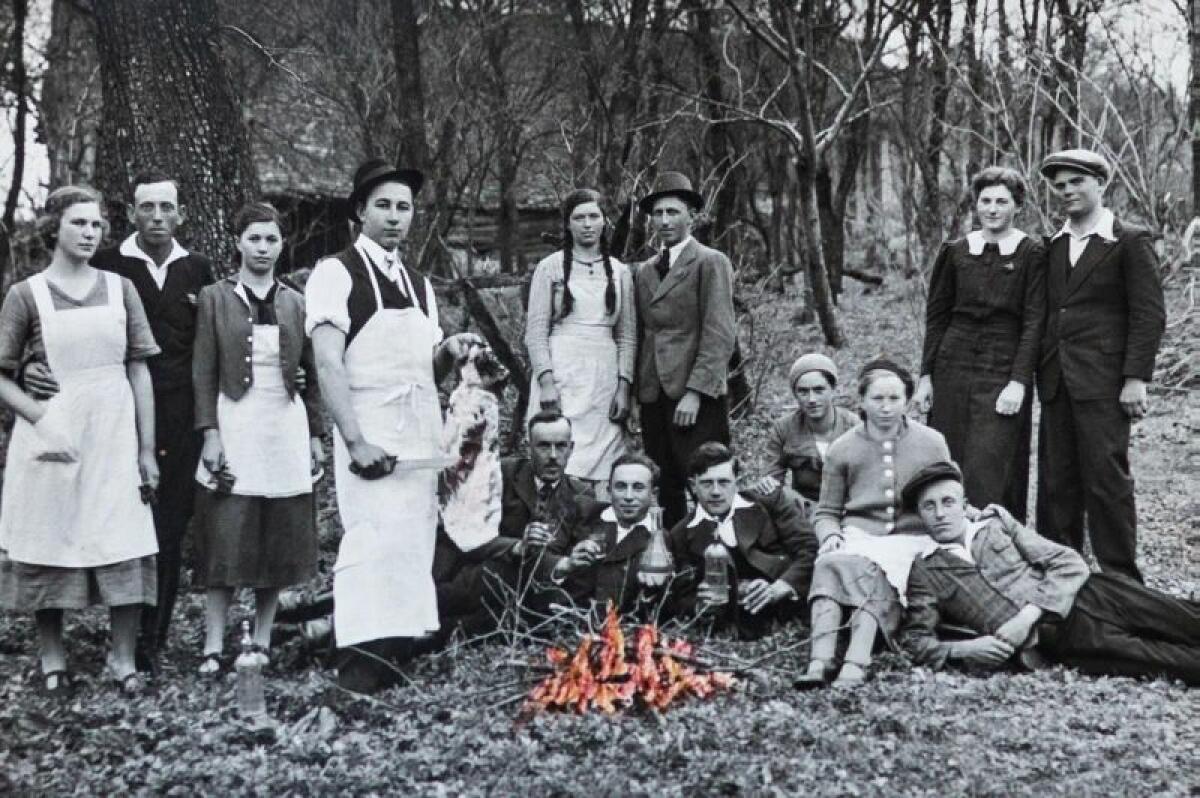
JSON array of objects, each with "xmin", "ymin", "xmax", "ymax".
[
  {"xmin": 1191, "ymin": 0, "xmax": 1200, "ymax": 271},
  {"xmin": 94, "ymin": 0, "xmax": 258, "ymax": 273},
  {"xmin": 1, "ymin": 0, "xmax": 28, "ymax": 286}
]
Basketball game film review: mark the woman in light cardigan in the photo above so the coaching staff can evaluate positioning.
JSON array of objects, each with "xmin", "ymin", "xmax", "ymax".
[
  {"xmin": 795, "ymin": 358, "xmax": 950, "ymax": 689},
  {"xmin": 524, "ymin": 189, "xmax": 636, "ymax": 496}
]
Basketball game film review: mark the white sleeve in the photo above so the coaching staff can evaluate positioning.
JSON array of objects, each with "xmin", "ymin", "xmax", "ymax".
[
  {"xmin": 424, "ymin": 276, "xmax": 443, "ymax": 345},
  {"xmin": 304, "ymin": 258, "xmax": 353, "ymax": 336}
]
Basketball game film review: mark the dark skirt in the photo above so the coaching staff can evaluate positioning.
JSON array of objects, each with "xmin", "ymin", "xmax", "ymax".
[
  {"xmin": 193, "ymin": 489, "xmax": 317, "ymax": 588},
  {"xmin": 0, "ymin": 552, "xmax": 157, "ymax": 611},
  {"xmin": 929, "ymin": 323, "xmax": 1032, "ymax": 520}
]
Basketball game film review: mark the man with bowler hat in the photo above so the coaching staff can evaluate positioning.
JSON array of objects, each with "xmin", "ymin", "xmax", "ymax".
[
  {"xmin": 1036, "ymin": 149, "xmax": 1165, "ymax": 582},
  {"xmin": 633, "ymin": 172, "xmax": 737, "ymax": 527},
  {"xmin": 304, "ymin": 159, "xmax": 479, "ymax": 693}
]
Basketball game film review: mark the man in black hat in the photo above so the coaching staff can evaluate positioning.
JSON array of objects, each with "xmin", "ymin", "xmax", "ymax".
[
  {"xmin": 305, "ymin": 159, "xmax": 479, "ymax": 693},
  {"xmin": 633, "ymin": 172, "xmax": 737, "ymax": 527},
  {"xmin": 900, "ymin": 461, "xmax": 1200, "ymax": 685},
  {"xmin": 1036, "ymin": 149, "xmax": 1166, "ymax": 582}
]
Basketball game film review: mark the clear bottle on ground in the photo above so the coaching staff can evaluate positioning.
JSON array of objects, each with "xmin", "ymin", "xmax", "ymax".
[{"xmin": 235, "ymin": 619, "xmax": 267, "ymax": 718}]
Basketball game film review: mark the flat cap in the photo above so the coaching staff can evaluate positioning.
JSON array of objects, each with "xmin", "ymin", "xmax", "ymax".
[
  {"xmin": 901, "ymin": 460, "xmax": 963, "ymax": 512},
  {"xmin": 1039, "ymin": 149, "xmax": 1111, "ymax": 182},
  {"xmin": 788, "ymin": 353, "xmax": 839, "ymax": 388}
]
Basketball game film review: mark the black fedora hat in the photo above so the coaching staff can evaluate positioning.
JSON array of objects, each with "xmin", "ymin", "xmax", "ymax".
[
  {"xmin": 637, "ymin": 171, "xmax": 704, "ymax": 215},
  {"xmin": 900, "ymin": 460, "xmax": 963, "ymax": 513},
  {"xmin": 347, "ymin": 158, "xmax": 425, "ymax": 222}
]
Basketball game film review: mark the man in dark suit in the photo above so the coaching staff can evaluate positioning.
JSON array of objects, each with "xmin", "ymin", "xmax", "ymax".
[
  {"xmin": 433, "ymin": 411, "xmax": 598, "ymax": 631},
  {"xmin": 24, "ymin": 170, "xmax": 215, "ymax": 669},
  {"xmin": 548, "ymin": 453, "xmax": 663, "ymax": 618},
  {"xmin": 901, "ymin": 462, "xmax": 1200, "ymax": 685},
  {"xmin": 633, "ymin": 172, "xmax": 737, "ymax": 527},
  {"xmin": 666, "ymin": 442, "xmax": 816, "ymax": 637},
  {"xmin": 1036, "ymin": 150, "xmax": 1166, "ymax": 582}
]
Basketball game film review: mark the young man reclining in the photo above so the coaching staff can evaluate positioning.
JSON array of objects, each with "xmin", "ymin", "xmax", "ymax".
[{"xmin": 900, "ymin": 461, "xmax": 1199, "ymax": 685}]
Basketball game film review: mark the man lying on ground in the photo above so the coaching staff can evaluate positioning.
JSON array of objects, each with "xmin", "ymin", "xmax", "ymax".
[{"xmin": 900, "ymin": 461, "xmax": 1200, "ymax": 685}]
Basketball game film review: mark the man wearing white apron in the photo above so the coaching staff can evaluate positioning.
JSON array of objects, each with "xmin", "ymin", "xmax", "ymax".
[{"xmin": 306, "ymin": 159, "xmax": 479, "ymax": 693}]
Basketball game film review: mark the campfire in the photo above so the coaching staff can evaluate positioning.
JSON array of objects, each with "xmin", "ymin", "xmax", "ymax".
[{"xmin": 522, "ymin": 605, "xmax": 735, "ymax": 715}]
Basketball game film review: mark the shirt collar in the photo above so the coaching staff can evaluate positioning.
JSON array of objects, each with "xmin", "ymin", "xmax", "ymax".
[
  {"xmin": 120, "ymin": 232, "xmax": 189, "ymax": 269},
  {"xmin": 354, "ymin": 233, "xmax": 401, "ymax": 269},
  {"xmin": 534, "ymin": 476, "xmax": 558, "ymax": 494},
  {"xmin": 233, "ymin": 279, "xmax": 278, "ymax": 308},
  {"xmin": 1051, "ymin": 207, "xmax": 1116, "ymax": 243},
  {"xmin": 666, "ymin": 236, "xmax": 694, "ymax": 268},
  {"xmin": 924, "ymin": 519, "xmax": 985, "ymax": 560},
  {"xmin": 966, "ymin": 228, "xmax": 1027, "ymax": 257},
  {"xmin": 687, "ymin": 493, "xmax": 755, "ymax": 528},
  {"xmin": 600, "ymin": 505, "xmax": 650, "ymax": 537}
]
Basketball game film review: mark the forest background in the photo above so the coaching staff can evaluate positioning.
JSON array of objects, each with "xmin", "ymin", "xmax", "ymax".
[{"xmin": 0, "ymin": 0, "xmax": 1197, "ymax": 794}]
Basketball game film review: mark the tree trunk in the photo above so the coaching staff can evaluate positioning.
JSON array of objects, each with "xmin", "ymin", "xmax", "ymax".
[
  {"xmin": 93, "ymin": 0, "xmax": 258, "ymax": 273},
  {"xmin": 496, "ymin": 147, "xmax": 520, "ymax": 273},
  {"xmin": 1, "ymin": 0, "xmax": 29, "ymax": 286},
  {"xmin": 918, "ymin": 0, "xmax": 952, "ymax": 248},
  {"xmin": 390, "ymin": 0, "xmax": 428, "ymax": 172},
  {"xmin": 1193, "ymin": 0, "xmax": 1200, "ymax": 269}
]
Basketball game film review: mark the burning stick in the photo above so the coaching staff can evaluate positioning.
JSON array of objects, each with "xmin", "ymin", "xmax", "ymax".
[{"xmin": 520, "ymin": 605, "xmax": 736, "ymax": 716}]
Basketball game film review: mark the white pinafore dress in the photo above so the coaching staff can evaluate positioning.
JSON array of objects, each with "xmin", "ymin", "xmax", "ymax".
[
  {"xmin": 0, "ymin": 272, "xmax": 157, "ymax": 570},
  {"xmin": 194, "ymin": 315, "xmax": 311, "ymax": 498},
  {"xmin": 332, "ymin": 263, "xmax": 444, "ymax": 647}
]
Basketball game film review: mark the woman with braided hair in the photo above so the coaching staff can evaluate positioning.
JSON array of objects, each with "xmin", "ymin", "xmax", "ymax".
[{"xmin": 524, "ymin": 189, "xmax": 636, "ymax": 496}]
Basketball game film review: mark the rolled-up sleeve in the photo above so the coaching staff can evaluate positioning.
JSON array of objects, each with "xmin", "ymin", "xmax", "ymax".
[
  {"xmin": 304, "ymin": 258, "xmax": 352, "ymax": 337},
  {"xmin": 0, "ymin": 283, "xmax": 33, "ymax": 372},
  {"xmin": 614, "ymin": 260, "xmax": 637, "ymax": 382},
  {"xmin": 523, "ymin": 254, "xmax": 559, "ymax": 380}
]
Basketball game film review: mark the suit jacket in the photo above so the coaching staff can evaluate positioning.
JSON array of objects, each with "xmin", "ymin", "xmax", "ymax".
[
  {"xmin": 1038, "ymin": 218, "xmax": 1166, "ymax": 401},
  {"xmin": 553, "ymin": 511, "xmax": 654, "ymax": 614},
  {"xmin": 633, "ymin": 238, "xmax": 736, "ymax": 402},
  {"xmin": 901, "ymin": 514, "xmax": 1090, "ymax": 669},
  {"xmin": 498, "ymin": 456, "xmax": 599, "ymax": 542},
  {"xmin": 666, "ymin": 486, "xmax": 817, "ymax": 599}
]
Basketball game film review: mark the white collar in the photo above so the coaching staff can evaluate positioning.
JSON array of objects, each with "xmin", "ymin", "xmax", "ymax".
[
  {"xmin": 966, "ymin": 229, "xmax": 1027, "ymax": 257},
  {"xmin": 119, "ymin": 233, "xmax": 189, "ymax": 269},
  {"xmin": 924, "ymin": 519, "xmax": 985, "ymax": 560},
  {"xmin": 1051, "ymin": 207, "xmax": 1116, "ymax": 243},
  {"xmin": 687, "ymin": 493, "xmax": 755, "ymax": 528},
  {"xmin": 666, "ymin": 236, "xmax": 694, "ymax": 268},
  {"xmin": 601, "ymin": 505, "xmax": 650, "ymax": 537},
  {"xmin": 233, "ymin": 279, "xmax": 276, "ymax": 308},
  {"xmin": 534, "ymin": 476, "xmax": 559, "ymax": 494},
  {"xmin": 354, "ymin": 234, "xmax": 400, "ymax": 268}
]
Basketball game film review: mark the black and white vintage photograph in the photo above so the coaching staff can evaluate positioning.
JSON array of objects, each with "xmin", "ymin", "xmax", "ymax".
[{"xmin": 0, "ymin": 0, "xmax": 1196, "ymax": 793}]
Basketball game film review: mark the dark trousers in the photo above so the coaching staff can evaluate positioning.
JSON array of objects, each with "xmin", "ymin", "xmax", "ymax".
[
  {"xmin": 641, "ymin": 391, "xmax": 730, "ymax": 528},
  {"xmin": 336, "ymin": 637, "xmax": 430, "ymax": 694},
  {"xmin": 1036, "ymin": 389, "xmax": 1140, "ymax": 581},
  {"xmin": 435, "ymin": 558, "xmax": 523, "ymax": 637},
  {"xmin": 140, "ymin": 387, "xmax": 202, "ymax": 653},
  {"xmin": 1047, "ymin": 573, "xmax": 1200, "ymax": 685}
]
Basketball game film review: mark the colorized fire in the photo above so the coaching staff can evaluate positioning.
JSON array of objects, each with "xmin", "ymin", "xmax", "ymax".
[{"xmin": 524, "ymin": 605, "xmax": 735, "ymax": 715}]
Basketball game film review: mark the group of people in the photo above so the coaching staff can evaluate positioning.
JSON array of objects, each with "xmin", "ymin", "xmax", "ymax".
[{"xmin": 0, "ymin": 147, "xmax": 1195, "ymax": 700}]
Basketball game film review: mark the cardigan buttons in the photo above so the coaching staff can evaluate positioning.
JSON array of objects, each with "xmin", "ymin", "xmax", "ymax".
[
  {"xmin": 886, "ymin": 506, "xmax": 895, "ymax": 515},
  {"xmin": 884, "ymin": 469, "xmax": 894, "ymax": 479},
  {"xmin": 884, "ymin": 489, "xmax": 894, "ymax": 499},
  {"xmin": 883, "ymin": 454, "xmax": 893, "ymax": 464},
  {"xmin": 882, "ymin": 441, "xmax": 894, "ymax": 452},
  {"xmin": 886, "ymin": 522, "xmax": 895, "ymax": 532}
]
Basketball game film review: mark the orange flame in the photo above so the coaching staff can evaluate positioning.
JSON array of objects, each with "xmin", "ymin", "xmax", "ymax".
[{"xmin": 524, "ymin": 604, "xmax": 734, "ymax": 716}]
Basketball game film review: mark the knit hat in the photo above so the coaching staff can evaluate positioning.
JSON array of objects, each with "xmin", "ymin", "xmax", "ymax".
[{"xmin": 787, "ymin": 353, "xmax": 839, "ymax": 388}]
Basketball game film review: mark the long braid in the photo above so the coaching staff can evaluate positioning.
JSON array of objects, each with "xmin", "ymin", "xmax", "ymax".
[
  {"xmin": 559, "ymin": 222, "xmax": 574, "ymax": 320},
  {"xmin": 600, "ymin": 230, "xmax": 616, "ymax": 315}
]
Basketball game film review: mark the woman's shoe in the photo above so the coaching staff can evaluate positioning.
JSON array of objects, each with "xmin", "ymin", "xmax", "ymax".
[
  {"xmin": 105, "ymin": 660, "xmax": 146, "ymax": 696},
  {"xmin": 831, "ymin": 660, "xmax": 870, "ymax": 689},
  {"xmin": 793, "ymin": 661, "xmax": 835, "ymax": 691},
  {"xmin": 198, "ymin": 653, "xmax": 225, "ymax": 677},
  {"xmin": 41, "ymin": 670, "xmax": 72, "ymax": 696}
]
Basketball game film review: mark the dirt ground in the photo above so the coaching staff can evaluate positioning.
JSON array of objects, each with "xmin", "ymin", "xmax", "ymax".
[{"xmin": 0, "ymin": 274, "xmax": 1196, "ymax": 796}]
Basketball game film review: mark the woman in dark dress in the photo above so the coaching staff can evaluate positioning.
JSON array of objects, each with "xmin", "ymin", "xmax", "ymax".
[{"xmin": 912, "ymin": 167, "xmax": 1045, "ymax": 521}]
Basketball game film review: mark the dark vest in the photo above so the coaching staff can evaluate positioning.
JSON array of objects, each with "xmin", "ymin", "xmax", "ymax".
[
  {"xmin": 92, "ymin": 244, "xmax": 215, "ymax": 394},
  {"xmin": 333, "ymin": 245, "xmax": 429, "ymax": 347}
]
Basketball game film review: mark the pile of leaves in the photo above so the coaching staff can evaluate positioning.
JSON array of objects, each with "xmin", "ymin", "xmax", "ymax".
[{"xmin": 524, "ymin": 606, "xmax": 734, "ymax": 716}]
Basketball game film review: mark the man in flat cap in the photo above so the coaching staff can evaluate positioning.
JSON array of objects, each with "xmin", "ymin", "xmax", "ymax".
[
  {"xmin": 1036, "ymin": 149, "xmax": 1165, "ymax": 582},
  {"xmin": 901, "ymin": 461, "xmax": 1199, "ymax": 685},
  {"xmin": 305, "ymin": 159, "xmax": 479, "ymax": 692},
  {"xmin": 633, "ymin": 172, "xmax": 737, "ymax": 527}
]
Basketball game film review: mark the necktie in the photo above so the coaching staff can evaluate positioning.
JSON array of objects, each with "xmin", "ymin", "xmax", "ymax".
[{"xmin": 654, "ymin": 248, "xmax": 670, "ymax": 280}]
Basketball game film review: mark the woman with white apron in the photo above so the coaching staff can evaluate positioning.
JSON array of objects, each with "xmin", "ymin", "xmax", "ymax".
[
  {"xmin": 0, "ymin": 186, "xmax": 160, "ymax": 696},
  {"xmin": 524, "ymin": 189, "xmax": 635, "ymax": 498},
  {"xmin": 306, "ymin": 159, "xmax": 482, "ymax": 693},
  {"xmin": 191, "ymin": 203, "xmax": 324, "ymax": 675}
]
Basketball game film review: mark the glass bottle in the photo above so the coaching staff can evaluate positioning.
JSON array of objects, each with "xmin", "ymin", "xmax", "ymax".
[
  {"xmin": 235, "ymin": 619, "xmax": 266, "ymax": 719},
  {"xmin": 702, "ymin": 540, "xmax": 733, "ymax": 606},
  {"xmin": 637, "ymin": 505, "xmax": 673, "ymax": 587}
]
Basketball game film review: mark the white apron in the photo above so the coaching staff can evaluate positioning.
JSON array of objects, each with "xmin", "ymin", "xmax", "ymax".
[
  {"xmin": 0, "ymin": 272, "xmax": 157, "ymax": 567},
  {"xmin": 194, "ymin": 324, "xmax": 311, "ymax": 497},
  {"xmin": 332, "ymin": 263, "xmax": 444, "ymax": 647},
  {"xmin": 819, "ymin": 526, "xmax": 935, "ymax": 606}
]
